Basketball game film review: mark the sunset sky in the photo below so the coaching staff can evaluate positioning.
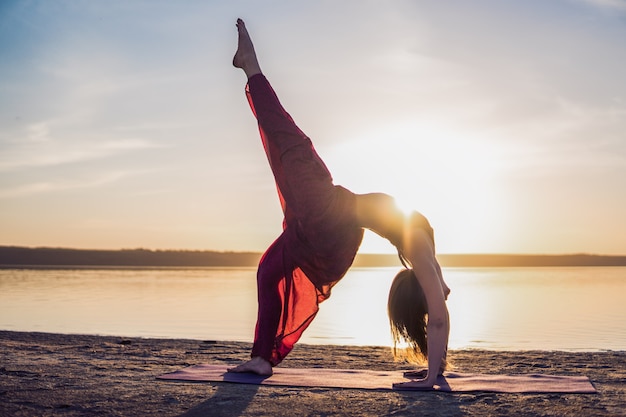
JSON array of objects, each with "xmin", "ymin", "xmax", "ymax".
[{"xmin": 1, "ymin": 0, "xmax": 625, "ymax": 255}]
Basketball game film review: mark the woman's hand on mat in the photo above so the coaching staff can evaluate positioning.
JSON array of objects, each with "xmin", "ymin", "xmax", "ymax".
[
  {"xmin": 403, "ymin": 369, "xmax": 427, "ymax": 379},
  {"xmin": 393, "ymin": 378, "xmax": 436, "ymax": 391},
  {"xmin": 404, "ymin": 364, "xmax": 445, "ymax": 379},
  {"xmin": 396, "ymin": 365, "xmax": 440, "ymax": 390}
]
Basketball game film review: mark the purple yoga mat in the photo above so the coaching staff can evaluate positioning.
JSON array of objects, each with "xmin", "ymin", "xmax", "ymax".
[{"xmin": 157, "ymin": 364, "xmax": 596, "ymax": 393}]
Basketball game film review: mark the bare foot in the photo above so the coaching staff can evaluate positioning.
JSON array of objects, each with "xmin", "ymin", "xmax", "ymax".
[
  {"xmin": 233, "ymin": 18, "xmax": 262, "ymax": 78},
  {"xmin": 228, "ymin": 356, "xmax": 273, "ymax": 376}
]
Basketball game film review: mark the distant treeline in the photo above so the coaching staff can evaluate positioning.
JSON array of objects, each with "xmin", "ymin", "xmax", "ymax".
[
  {"xmin": 0, "ymin": 246, "xmax": 261, "ymax": 268},
  {"xmin": 1, "ymin": 246, "xmax": 625, "ymax": 268},
  {"xmin": 436, "ymin": 253, "xmax": 626, "ymax": 267}
]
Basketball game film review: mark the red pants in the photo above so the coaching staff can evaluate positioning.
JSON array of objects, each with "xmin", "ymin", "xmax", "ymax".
[{"xmin": 246, "ymin": 74, "xmax": 364, "ymax": 365}]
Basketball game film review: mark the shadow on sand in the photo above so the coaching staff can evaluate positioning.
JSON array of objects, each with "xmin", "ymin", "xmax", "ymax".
[
  {"xmin": 177, "ymin": 378, "xmax": 466, "ymax": 417},
  {"xmin": 178, "ymin": 380, "xmax": 261, "ymax": 417}
]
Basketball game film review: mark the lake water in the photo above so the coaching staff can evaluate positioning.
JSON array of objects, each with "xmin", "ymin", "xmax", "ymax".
[{"xmin": 1, "ymin": 266, "xmax": 625, "ymax": 351}]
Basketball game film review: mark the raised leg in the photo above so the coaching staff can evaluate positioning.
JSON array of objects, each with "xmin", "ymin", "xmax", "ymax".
[{"xmin": 233, "ymin": 19, "xmax": 262, "ymax": 79}]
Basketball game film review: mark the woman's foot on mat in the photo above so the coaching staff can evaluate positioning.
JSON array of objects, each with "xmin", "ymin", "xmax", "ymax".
[{"xmin": 228, "ymin": 356, "xmax": 273, "ymax": 376}]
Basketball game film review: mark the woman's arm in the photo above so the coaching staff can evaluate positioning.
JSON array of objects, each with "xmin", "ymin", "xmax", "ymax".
[
  {"xmin": 393, "ymin": 227, "xmax": 450, "ymax": 390},
  {"xmin": 354, "ymin": 193, "xmax": 450, "ymax": 388}
]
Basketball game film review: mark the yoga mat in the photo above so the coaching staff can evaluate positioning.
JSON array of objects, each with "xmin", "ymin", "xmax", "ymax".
[{"xmin": 157, "ymin": 364, "xmax": 596, "ymax": 393}]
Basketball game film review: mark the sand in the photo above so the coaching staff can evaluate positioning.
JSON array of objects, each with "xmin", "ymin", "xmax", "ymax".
[{"xmin": 1, "ymin": 331, "xmax": 624, "ymax": 416}]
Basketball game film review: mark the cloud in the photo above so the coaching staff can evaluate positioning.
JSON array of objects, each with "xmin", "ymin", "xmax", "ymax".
[
  {"xmin": 0, "ymin": 170, "xmax": 135, "ymax": 199},
  {"xmin": 0, "ymin": 129, "xmax": 167, "ymax": 172},
  {"xmin": 575, "ymin": 0, "xmax": 626, "ymax": 11}
]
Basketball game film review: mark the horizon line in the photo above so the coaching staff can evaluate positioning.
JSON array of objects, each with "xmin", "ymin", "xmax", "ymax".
[{"xmin": 0, "ymin": 245, "xmax": 625, "ymax": 257}]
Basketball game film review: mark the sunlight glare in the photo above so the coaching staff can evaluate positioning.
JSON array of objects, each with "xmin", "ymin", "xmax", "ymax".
[
  {"xmin": 325, "ymin": 121, "xmax": 509, "ymax": 253},
  {"xmin": 392, "ymin": 195, "xmax": 415, "ymax": 217}
]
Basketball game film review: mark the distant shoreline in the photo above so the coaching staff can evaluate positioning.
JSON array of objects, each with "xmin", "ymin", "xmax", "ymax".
[{"xmin": 1, "ymin": 246, "xmax": 625, "ymax": 267}]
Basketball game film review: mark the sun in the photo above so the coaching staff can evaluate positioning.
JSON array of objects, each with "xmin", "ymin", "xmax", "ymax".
[{"xmin": 323, "ymin": 121, "xmax": 509, "ymax": 253}]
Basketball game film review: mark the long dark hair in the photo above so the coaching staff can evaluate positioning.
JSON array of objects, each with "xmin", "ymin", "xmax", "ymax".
[{"xmin": 387, "ymin": 268, "xmax": 429, "ymax": 363}]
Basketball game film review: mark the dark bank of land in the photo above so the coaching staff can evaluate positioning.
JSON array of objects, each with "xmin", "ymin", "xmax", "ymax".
[{"xmin": 1, "ymin": 245, "xmax": 625, "ymax": 268}]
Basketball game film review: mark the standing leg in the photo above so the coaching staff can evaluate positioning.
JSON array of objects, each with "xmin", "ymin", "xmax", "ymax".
[
  {"xmin": 229, "ymin": 235, "xmax": 287, "ymax": 376},
  {"xmin": 250, "ymin": 236, "xmax": 287, "ymax": 367}
]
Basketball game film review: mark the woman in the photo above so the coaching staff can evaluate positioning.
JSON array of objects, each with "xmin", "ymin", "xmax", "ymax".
[{"xmin": 229, "ymin": 19, "xmax": 450, "ymax": 390}]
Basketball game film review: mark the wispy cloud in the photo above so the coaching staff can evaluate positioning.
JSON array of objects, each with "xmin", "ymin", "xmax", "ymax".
[
  {"xmin": 575, "ymin": 0, "xmax": 626, "ymax": 11},
  {"xmin": 0, "ymin": 170, "xmax": 135, "ymax": 199},
  {"xmin": 0, "ymin": 126, "xmax": 167, "ymax": 172}
]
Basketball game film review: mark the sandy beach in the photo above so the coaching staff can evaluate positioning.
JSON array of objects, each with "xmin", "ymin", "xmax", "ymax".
[{"xmin": 1, "ymin": 331, "xmax": 624, "ymax": 416}]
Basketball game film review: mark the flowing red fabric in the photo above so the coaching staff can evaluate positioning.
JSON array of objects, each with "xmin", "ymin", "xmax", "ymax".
[{"xmin": 245, "ymin": 74, "xmax": 364, "ymax": 365}]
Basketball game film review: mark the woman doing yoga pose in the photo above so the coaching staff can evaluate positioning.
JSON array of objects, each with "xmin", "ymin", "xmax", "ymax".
[{"xmin": 229, "ymin": 19, "xmax": 450, "ymax": 390}]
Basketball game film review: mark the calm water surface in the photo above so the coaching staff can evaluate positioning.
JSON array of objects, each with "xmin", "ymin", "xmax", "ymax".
[{"xmin": 1, "ymin": 266, "xmax": 625, "ymax": 351}]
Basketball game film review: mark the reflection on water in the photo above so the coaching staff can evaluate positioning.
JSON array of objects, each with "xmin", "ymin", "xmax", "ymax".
[
  {"xmin": 442, "ymin": 267, "xmax": 626, "ymax": 351},
  {"xmin": 1, "ymin": 267, "xmax": 625, "ymax": 351},
  {"xmin": 0, "ymin": 268, "xmax": 258, "ymax": 342}
]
